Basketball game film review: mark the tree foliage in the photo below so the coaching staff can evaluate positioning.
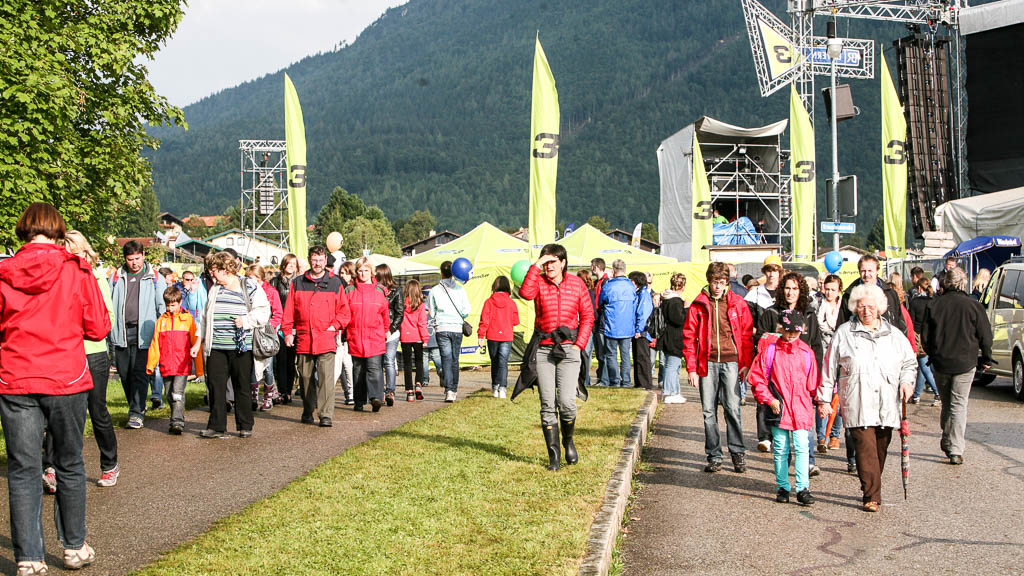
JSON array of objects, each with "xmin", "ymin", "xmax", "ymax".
[
  {"xmin": 0, "ymin": 1, "xmax": 186, "ymax": 251},
  {"xmin": 115, "ymin": 186, "xmax": 161, "ymax": 238},
  {"xmin": 341, "ymin": 216, "xmax": 401, "ymax": 257},
  {"xmin": 396, "ymin": 209, "xmax": 438, "ymax": 246},
  {"xmin": 641, "ymin": 222, "xmax": 658, "ymax": 242},
  {"xmin": 587, "ymin": 216, "xmax": 612, "ymax": 233}
]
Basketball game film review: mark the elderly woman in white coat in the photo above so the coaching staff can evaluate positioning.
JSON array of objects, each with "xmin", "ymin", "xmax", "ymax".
[{"xmin": 818, "ymin": 283, "xmax": 916, "ymax": 513}]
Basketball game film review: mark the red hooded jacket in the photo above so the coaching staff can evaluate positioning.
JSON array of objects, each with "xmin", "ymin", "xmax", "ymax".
[
  {"xmin": 262, "ymin": 281, "xmax": 283, "ymax": 328},
  {"xmin": 518, "ymin": 265, "xmax": 594, "ymax": 349},
  {"xmin": 282, "ymin": 271, "xmax": 351, "ymax": 355},
  {"xmin": 345, "ymin": 281, "xmax": 390, "ymax": 357},
  {"xmin": 478, "ymin": 292, "xmax": 520, "ymax": 342},
  {"xmin": 400, "ymin": 299, "xmax": 429, "ymax": 344},
  {"xmin": 0, "ymin": 243, "xmax": 111, "ymax": 395},
  {"xmin": 683, "ymin": 288, "xmax": 754, "ymax": 377}
]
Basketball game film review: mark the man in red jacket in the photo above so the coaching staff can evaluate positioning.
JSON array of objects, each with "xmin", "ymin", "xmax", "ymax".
[
  {"xmin": 519, "ymin": 243, "xmax": 595, "ymax": 470},
  {"xmin": 282, "ymin": 245, "xmax": 351, "ymax": 427},
  {"xmin": 684, "ymin": 261, "xmax": 754, "ymax": 474}
]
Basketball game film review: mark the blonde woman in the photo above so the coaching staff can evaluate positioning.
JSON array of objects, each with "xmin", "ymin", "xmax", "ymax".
[{"xmin": 971, "ymin": 268, "xmax": 991, "ymax": 300}]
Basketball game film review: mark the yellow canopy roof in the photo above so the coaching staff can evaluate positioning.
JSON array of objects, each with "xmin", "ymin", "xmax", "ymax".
[
  {"xmin": 560, "ymin": 224, "xmax": 678, "ymax": 266},
  {"xmin": 406, "ymin": 222, "xmax": 529, "ymax": 267}
]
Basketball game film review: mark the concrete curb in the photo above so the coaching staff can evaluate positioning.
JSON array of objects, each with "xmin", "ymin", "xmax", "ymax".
[{"xmin": 578, "ymin": 391, "xmax": 659, "ymax": 576}]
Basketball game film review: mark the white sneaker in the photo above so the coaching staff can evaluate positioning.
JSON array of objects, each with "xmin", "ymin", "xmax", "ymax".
[
  {"xmin": 757, "ymin": 440, "xmax": 772, "ymax": 452},
  {"xmin": 498, "ymin": 388, "xmax": 507, "ymax": 399},
  {"xmin": 444, "ymin": 391, "xmax": 456, "ymax": 403},
  {"xmin": 662, "ymin": 395, "xmax": 685, "ymax": 404},
  {"xmin": 492, "ymin": 389, "xmax": 500, "ymax": 398}
]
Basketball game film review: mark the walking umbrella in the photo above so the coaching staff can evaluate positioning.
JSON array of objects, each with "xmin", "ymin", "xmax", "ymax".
[
  {"xmin": 900, "ymin": 398, "xmax": 911, "ymax": 500},
  {"xmin": 824, "ymin": 393, "xmax": 841, "ymax": 440}
]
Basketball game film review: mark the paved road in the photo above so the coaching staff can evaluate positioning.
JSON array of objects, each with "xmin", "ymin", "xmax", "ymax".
[
  {"xmin": 0, "ymin": 373, "xmax": 488, "ymax": 575},
  {"xmin": 621, "ymin": 378, "xmax": 1024, "ymax": 575}
]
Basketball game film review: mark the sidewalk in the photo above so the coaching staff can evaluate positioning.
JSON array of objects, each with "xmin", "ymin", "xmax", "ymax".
[
  {"xmin": 0, "ymin": 374, "xmax": 487, "ymax": 575},
  {"xmin": 619, "ymin": 380, "xmax": 1024, "ymax": 575}
]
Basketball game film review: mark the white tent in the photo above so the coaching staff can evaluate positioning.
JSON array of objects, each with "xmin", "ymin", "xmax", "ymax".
[
  {"xmin": 935, "ymin": 187, "xmax": 1024, "ymax": 243},
  {"xmin": 368, "ymin": 254, "xmax": 439, "ymax": 276}
]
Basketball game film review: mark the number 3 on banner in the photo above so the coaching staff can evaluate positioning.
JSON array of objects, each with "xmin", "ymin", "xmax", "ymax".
[
  {"xmin": 793, "ymin": 160, "xmax": 815, "ymax": 183},
  {"xmin": 533, "ymin": 133, "xmax": 559, "ymax": 159},
  {"xmin": 694, "ymin": 200, "xmax": 713, "ymax": 220},
  {"xmin": 289, "ymin": 165, "xmax": 306, "ymax": 188},
  {"xmin": 884, "ymin": 140, "xmax": 907, "ymax": 165}
]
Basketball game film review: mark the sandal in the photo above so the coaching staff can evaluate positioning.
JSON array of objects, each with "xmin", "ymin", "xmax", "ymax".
[
  {"xmin": 863, "ymin": 501, "xmax": 879, "ymax": 513},
  {"xmin": 16, "ymin": 562, "xmax": 48, "ymax": 575}
]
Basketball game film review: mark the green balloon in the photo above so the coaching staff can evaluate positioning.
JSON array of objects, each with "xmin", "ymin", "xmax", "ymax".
[{"xmin": 511, "ymin": 259, "xmax": 531, "ymax": 285}]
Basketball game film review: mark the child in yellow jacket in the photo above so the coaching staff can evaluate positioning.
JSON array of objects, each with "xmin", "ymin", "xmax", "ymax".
[{"xmin": 147, "ymin": 286, "xmax": 202, "ymax": 434}]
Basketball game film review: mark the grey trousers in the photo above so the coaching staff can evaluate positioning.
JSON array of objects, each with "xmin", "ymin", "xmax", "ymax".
[
  {"xmin": 298, "ymin": 352, "xmax": 337, "ymax": 421},
  {"xmin": 936, "ymin": 368, "xmax": 975, "ymax": 457},
  {"xmin": 537, "ymin": 345, "xmax": 581, "ymax": 426},
  {"xmin": 166, "ymin": 375, "xmax": 188, "ymax": 426}
]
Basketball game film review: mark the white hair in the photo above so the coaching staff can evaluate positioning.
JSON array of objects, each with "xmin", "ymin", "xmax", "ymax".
[{"xmin": 848, "ymin": 283, "xmax": 888, "ymax": 314}]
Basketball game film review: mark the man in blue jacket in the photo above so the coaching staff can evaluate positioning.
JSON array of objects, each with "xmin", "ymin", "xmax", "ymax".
[
  {"xmin": 598, "ymin": 260, "xmax": 637, "ymax": 387},
  {"xmin": 110, "ymin": 241, "xmax": 166, "ymax": 429}
]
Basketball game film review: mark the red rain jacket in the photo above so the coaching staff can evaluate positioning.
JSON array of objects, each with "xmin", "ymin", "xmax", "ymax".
[
  {"xmin": 262, "ymin": 281, "xmax": 283, "ymax": 328},
  {"xmin": 0, "ymin": 243, "xmax": 111, "ymax": 395},
  {"xmin": 518, "ymin": 266, "xmax": 594, "ymax": 349},
  {"xmin": 345, "ymin": 281, "xmax": 390, "ymax": 357},
  {"xmin": 747, "ymin": 335, "xmax": 819, "ymax": 431},
  {"xmin": 400, "ymin": 299, "xmax": 429, "ymax": 344},
  {"xmin": 147, "ymin": 311, "xmax": 203, "ymax": 377},
  {"xmin": 478, "ymin": 292, "xmax": 520, "ymax": 342},
  {"xmin": 683, "ymin": 288, "xmax": 754, "ymax": 377},
  {"xmin": 282, "ymin": 271, "xmax": 351, "ymax": 355}
]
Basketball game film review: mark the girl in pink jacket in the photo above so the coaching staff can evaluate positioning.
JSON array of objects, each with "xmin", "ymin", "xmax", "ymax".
[
  {"xmin": 399, "ymin": 279, "xmax": 429, "ymax": 402},
  {"xmin": 747, "ymin": 310, "xmax": 819, "ymax": 506}
]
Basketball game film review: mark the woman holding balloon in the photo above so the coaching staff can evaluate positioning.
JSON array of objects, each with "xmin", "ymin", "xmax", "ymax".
[{"xmin": 428, "ymin": 259, "xmax": 472, "ymax": 402}]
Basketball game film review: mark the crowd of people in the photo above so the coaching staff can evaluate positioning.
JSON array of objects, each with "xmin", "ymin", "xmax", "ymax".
[{"xmin": 0, "ymin": 201, "xmax": 997, "ymax": 574}]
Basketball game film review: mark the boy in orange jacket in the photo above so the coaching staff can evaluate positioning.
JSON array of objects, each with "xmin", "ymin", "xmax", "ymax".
[{"xmin": 147, "ymin": 286, "xmax": 202, "ymax": 434}]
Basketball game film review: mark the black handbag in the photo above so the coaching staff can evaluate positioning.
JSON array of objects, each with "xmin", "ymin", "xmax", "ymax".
[
  {"xmin": 240, "ymin": 279, "xmax": 280, "ymax": 359},
  {"xmin": 439, "ymin": 282, "xmax": 473, "ymax": 337}
]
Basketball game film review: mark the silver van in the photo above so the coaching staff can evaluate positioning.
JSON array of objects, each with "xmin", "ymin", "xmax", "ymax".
[{"xmin": 979, "ymin": 259, "xmax": 1024, "ymax": 400}]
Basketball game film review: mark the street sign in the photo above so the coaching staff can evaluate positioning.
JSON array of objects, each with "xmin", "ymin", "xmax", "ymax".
[{"xmin": 820, "ymin": 221, "xmax": 856, "ymax": 234}]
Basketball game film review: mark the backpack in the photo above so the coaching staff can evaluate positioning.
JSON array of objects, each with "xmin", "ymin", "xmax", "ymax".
[
  {"xmin": 762, "ymin": 339, "xmax": 813, "ymax": 428},
  {"xmin": 646, "ymin": 305, "xmax": 665, "ymax": 340}
]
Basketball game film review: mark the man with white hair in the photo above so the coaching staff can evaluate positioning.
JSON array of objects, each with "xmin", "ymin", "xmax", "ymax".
[{"xmin": 922, "ymin": 267, "xmax": 993, "ymax": 465}]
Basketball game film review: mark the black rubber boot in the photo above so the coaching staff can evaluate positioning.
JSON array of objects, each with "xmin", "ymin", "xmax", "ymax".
[
  {"xmin": 560, "ymin": 419, "xmax": 578, "ymax": 465},
  {"xmin": 543, "ymin": 424, "xmax": 561, "ymax": 471}
]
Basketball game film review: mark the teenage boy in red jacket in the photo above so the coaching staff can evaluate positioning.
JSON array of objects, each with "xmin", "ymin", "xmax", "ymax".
[
  {"xmin": 282, "ymin": 245, "xmax": 351, "ymax": 427},
  {"xmin": 519, "ymin": 244, "xmax": 595, "ymax": 470},
  {"xmin": 684, "ymin": 261, "xmax": 754, "ymax": 474}
]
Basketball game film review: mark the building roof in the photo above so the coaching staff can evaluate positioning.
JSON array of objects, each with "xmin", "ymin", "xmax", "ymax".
[
  {"xmin": 115, "ymin": 237, "xmax": 160, "ymax": 248},
  {"xmin": 400, "ymin": 230, "xmax": 461, "ymax": 252},
  {"xmin": 158, "ymin": 212, "xmax": 185, "ymax": 226},
  {"xmin": 202, "ymin": 228, "xmax": 283, "ymax": 246},
  {"xmin": 184, "ymin": 215, "xmax": 222, "ymax": 227}
]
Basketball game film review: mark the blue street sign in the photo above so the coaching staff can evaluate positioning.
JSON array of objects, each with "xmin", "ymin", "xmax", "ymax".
[
  {"xmin": 805, "ymin": 46, "xmax": 863, "ymax": 68},
  {"xmin": 820, "ymin": 221, "xmax": 856, "ymax": 234}
]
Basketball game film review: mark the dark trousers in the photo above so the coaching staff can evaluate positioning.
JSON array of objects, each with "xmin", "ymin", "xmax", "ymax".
[
  {"xmin": 352, "ymin": 355, "xmax": 384, "ymax": 405},
  {"xmin": 274, "ymin": 336, "xmax": 297, "ymax": 397},
  {"xmin": 86, "ymin": 352, "xmax": 118, "ymax": 471},
  {"xmin": 756, "ymin": 403, "xmax": 772, "ymax": 442},
  {"xmin": 593, "ymin": 330, "xmax": 608, "ymax": 386},
  {"xmin": 850, "ymin": 426, "xmax": 893, "ymax": 504},
  {"xmin": 113, "ymin": 325, "xmax": 150, "ymax": 420},
  {"xmin": 401, "ymin": 342, "xmax": 425, "ymax": 391},
  {"xmin": 632, "ymin": 338, "xmax": 652, "ymax": 389},
  {"xmin": 206, "ymin": 349, "xmax": 254, "ymax": 433}
]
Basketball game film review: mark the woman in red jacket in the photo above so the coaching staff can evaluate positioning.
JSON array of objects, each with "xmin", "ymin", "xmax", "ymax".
[
  {"xmin": 400, "ymin": 279, "xmax": 429, "ymax": 402},
  {"xmin": 0, "ymin": 203, "xmax": 111, "ymax": 573},
  {"xmin": 345, "ymin": 256, "xmax": 390, "ymax": 412},
  {"xmin": 247, "ymin": 264, "xmax": 283, "ymax": 411},
  {"xmin": 478, "ymin": 275, "xmax": 520, "ymax": 398}
]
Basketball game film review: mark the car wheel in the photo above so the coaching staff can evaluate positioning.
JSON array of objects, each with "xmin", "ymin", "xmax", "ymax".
[{"xmin": 1014, "ymin": 354, "xmax": 1024, "ymax": 401}]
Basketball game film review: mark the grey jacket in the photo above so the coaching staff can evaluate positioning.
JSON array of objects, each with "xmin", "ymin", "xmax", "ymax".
[
  {"xmin": 200, "ymin": 277, "xmax": 271, "ymax": 358},
  {"xmin": 819, "ymin": 318, "xmax": 917, "ymax": 428},
  {"xmin": 109, "ymin": 263, "xmax": 166, "ymax": 349}
]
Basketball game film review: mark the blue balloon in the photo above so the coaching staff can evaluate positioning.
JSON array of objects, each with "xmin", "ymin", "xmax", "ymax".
[
  {"xmin": 452, "ymin": 257, "xmax": 473, "ymax": 282},
  {"xmin": 824, "ymin": 251, "xmax": 843, "ymax": 274}
]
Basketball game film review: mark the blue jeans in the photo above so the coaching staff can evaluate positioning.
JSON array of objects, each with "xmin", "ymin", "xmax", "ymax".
[
  {"xmin": 436, "ymin": 331, "xmax": 462, "ymax": 393},
  {"xmin": 582, "ymin": 336, "xmax": 594, "ymax": 388},
  {"xmin": 915, "ymin": 355, "xmax": 939, "ymax": 398},
  {"xmin": 816, "ymin": 411, "xmax": 843, "ymax": 441},
  {"xmin": 0, "ymin": 392, "xmax": 89, "ymax": 562},
  {"xmin": 662, "ymin": 355, "xmax": 682, "ymax": 397},
  {"xmin": 152, "ymin": 365, "xmax": 164, "ymax": 402},
  {"xmin": 487, "ymin": 340, "xmax": 512, "ymax": 391},
  {"xmin": 384, "ymin": 338, "xmax": 400, "ymax": 394},
  {"xmin": 422, "ymin": 347, "xmax": 443, "ymax": 385},
  {"xmin": 698, "ymin": 361, "xmax": 744, "ymax": 462},
  {"xmin": 772, "ymin": 427, "xmax": 810, "ymax": 491},
  {"xmin": 604, "ymin": 337, "xmax": 632, "ymax": 387},
  {"xmin": 593, "ymin": 330, "xmax": 609, "ymax": 386}
]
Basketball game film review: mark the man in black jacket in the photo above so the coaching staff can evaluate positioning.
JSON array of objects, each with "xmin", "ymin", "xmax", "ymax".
[{"xmin": 923, "ymin": 267, "xmax": 993, "ymax": 465}]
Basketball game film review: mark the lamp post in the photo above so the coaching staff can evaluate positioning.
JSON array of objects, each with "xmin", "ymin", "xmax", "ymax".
[{"xmin": 826, "ymin": 20, "xmax": 843, "ymax": 252}]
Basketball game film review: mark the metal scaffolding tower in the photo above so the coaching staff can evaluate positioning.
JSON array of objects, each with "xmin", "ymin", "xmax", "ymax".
[{"xmin": 239, "ymin": 140, "xmax": 289, "ymax": 249}]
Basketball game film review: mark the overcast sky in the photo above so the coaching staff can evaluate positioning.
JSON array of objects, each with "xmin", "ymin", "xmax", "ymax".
[{"xmin": 145, "ymin": 0, "xmax": 405, "ymax": 107}]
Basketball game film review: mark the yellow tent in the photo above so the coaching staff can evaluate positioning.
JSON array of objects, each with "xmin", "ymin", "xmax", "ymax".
[
  {"xmin": 560, "ymin": 224, "xmax": 678, "ymax": 267},
  {"xmin": 407, "ymin": 222, "xmax": 528, "ymax": 268}
]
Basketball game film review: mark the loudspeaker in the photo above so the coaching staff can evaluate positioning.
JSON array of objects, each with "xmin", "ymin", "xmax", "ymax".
[{"xmin": 821, "ymin": 84, "xmax": 857, "ymax": 122}]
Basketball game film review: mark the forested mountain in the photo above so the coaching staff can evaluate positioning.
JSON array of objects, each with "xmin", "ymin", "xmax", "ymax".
[{"xmin": 149, "ymin": 0, "xmax": 919, "ymax": 237}]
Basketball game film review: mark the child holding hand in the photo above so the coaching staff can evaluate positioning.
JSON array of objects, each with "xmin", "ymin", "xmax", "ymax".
[
  {"xmin": 147, "ymin": 286, "xmax": 203, "ymax": 434},
  {"xmin": 747, "ymin": 310, "xmax": 819, "ymax": 505}
]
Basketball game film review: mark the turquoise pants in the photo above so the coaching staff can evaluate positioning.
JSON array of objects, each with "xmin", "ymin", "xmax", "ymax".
[{"xmin": 772, "ymin": 426, "xmax": 809, "ymax": 491}]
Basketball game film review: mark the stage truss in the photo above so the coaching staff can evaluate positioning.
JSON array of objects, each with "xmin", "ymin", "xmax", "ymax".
[{"xmin": 239, "ymin": 139, "xmax": 289, "ymax": 249}]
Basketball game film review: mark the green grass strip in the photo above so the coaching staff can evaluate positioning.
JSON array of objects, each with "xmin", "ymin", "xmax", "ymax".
[{"xmin": 135, "ymin": 387, "xmax": 647, "ymax": 576}]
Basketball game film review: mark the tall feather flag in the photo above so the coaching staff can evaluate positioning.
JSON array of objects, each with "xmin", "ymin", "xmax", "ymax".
[
  {"xmin": 881, "ymin": 51, "xmax": 908, "ymax": 258},
  {"xmin": 691, "ymin": 132, "xmax": 712, "ymax": 262},
  {"xmin": 789, "ymin": 83, "xmax": 816, "ymax": 262},
  {"xmin": 529, "ymin": 34, "xmax": 559, "ymax": 259},
  {"xmin": 284, "ymin": 73, "xmax": 308, "ymax": 258}
]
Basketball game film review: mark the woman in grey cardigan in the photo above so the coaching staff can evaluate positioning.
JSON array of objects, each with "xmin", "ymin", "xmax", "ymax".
[{"xmin": 818, "ymin": 283, "xmax": 916, "ymax": 512}]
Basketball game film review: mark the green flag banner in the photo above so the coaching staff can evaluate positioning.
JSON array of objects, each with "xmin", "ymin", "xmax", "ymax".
[
  {"xmin": 881, "ymin": 52, "xmax": 908, "ymax": 258},
  {"xmin": 789, "ymin": 83, "xmax": 816, "ymax": 262},
  {"xmin": 691, "ymin": 132, "xmax": 711, "ymax": 262},
  {"xmin": 284, "ymin": 73, "xmax": 309, "ymax": 259},
  {"xmin": 529, "ymin": 34, "xmax": 559, "ymax": 259}
]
